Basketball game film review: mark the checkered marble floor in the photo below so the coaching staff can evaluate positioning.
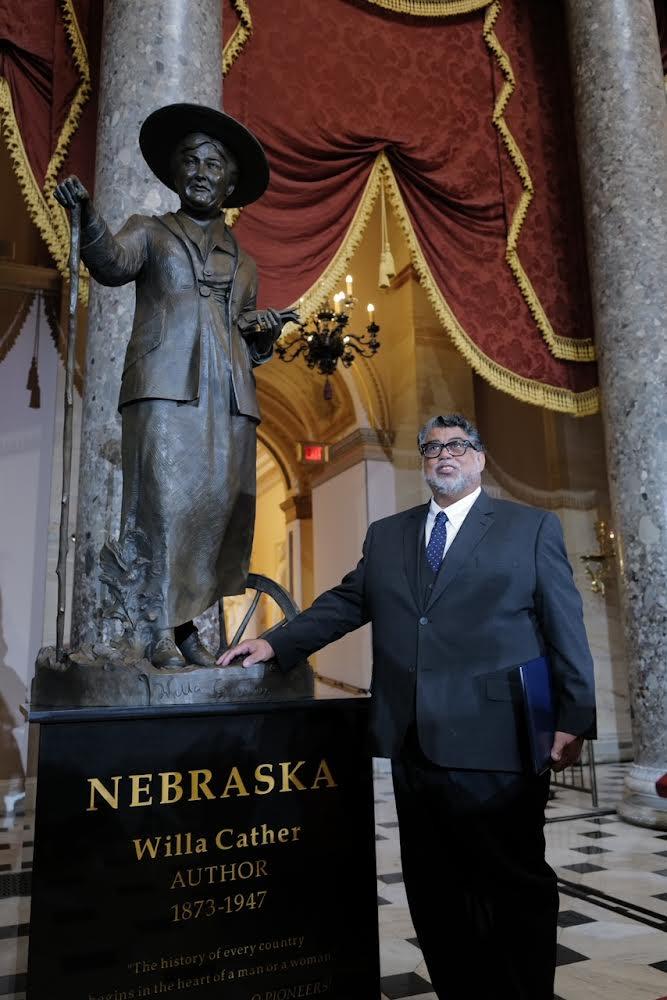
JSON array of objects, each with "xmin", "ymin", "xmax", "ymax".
[
  {"xmin": 1, "ymin": 763, "xmax": 666, "ymax": 999},
  {"xmin": 375, "ymin": 762, "xmax": 667, "ymax": 1000}
]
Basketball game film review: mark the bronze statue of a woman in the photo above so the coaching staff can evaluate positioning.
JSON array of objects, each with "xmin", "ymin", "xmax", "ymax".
[{"xmin": 56, "ymin": 104, "xmax": 296, "ymax": 670}]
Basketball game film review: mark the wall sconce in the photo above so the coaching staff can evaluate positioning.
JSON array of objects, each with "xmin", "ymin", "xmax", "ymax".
[{"xmin": 580, "ymin": 520, "xmax": 616, "ymax": 596}]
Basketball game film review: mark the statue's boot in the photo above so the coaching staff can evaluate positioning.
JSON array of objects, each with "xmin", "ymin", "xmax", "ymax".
[
  {"xmin": 176, "ymin": 623, "xmax": 217, "ymax": 668},
  {"xmin": 150, "ymin": 630, "xmax": 186, "ymax": 670}
]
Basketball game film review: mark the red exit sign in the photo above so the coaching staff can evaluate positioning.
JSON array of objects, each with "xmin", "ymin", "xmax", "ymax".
[{"xmin": 298, "ymin": 442, "xmax": 330, "ymax": 464}]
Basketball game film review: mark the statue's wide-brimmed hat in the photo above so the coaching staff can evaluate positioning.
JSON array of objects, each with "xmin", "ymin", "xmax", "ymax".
[{"xmin": 139, "ymin": 103, "xmax": 269, "ymax": 208}]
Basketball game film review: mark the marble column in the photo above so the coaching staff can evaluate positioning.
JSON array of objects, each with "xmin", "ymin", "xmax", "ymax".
[
  {"xmin": 70, "ymin": 0, "xmax": 222, "ymax": 644},
  {"xmin": 565, "ymin": 0, "xmax": 667, "ymax": 827}
]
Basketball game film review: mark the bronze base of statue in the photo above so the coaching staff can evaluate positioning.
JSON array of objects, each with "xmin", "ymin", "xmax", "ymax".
[{"xmin": 32, "ymin": 643, "xmax": 314, "ymax": 709}]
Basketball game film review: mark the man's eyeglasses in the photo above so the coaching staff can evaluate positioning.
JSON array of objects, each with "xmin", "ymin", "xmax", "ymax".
[{"xmin": 420, "ymin": 438, "xmax": 479, "ymax": 459}]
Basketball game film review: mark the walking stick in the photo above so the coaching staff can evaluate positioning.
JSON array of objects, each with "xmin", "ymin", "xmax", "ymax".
[{"xmin": 55, "ymin": 202, "xmax": 81, "ymax": 661}]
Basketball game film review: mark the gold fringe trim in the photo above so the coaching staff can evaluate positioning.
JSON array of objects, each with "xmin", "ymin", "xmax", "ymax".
[
  {"xmin": 287, "ymin": 156, "xmax": 385, "ymax": 321},
  {"xmin": 362, "ymin": 0, "xmax": 491, "ymax": 14},
  {"xmin": 217, "ymin": 0, "xmax": 595, "ymax": 407},
  {"xmin": 223, "ymin": 0, "xmax": 253, "ymax": 76},
  {"xmin": 0, "ymin": 3, "xmax": 90, "ymax": 302},
  {"xmin": 282, "ymin": 149, "xmax": 597, "ymax": 414},
  {"xmin": 378, "ymin": 153, "xmax": 598, "ymax": 415},
  {"xmin": 483, "ymin": 2, "xmax": 595, "ymax": 362},
  {"xmin": 0, "ymin": 293, "xmax": 34, "ymax": 364},
  {"xmin": 43, "ymin": 0, "xmax": 92, "ymax": 264},
  {"xmin": 0, "ymin": 80, "xmax": 66, "ymax": 268},
  {"xmin": 224, "ymin": 206, "xmax": 242, "ymax": 227}
]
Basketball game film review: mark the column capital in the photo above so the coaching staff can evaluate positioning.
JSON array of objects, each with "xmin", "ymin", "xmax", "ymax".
[{"xmin": 280, "ymin": 493, "xmax": 313, "ymax": 523}]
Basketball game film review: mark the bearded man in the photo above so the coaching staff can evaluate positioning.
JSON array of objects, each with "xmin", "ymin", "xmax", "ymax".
[{"xmin": 219, "ymin": 412, "xmax": 597, "ymax": 1000}]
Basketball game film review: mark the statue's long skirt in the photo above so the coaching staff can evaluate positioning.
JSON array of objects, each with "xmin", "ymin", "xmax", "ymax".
[{"xmin": 120, "ymin": 322, "xmax": 256, "ymax": 628}]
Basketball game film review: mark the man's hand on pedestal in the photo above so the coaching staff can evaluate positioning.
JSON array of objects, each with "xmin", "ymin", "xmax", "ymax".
[{"xmin": 216, "ymin": 638, "xmax": 275, "ymax": 668}]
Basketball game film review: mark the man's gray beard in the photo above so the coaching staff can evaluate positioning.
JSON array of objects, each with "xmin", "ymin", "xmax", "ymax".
[{"xmin": 424, "ymin": 468, "xmax": 474, "ymax": 498}]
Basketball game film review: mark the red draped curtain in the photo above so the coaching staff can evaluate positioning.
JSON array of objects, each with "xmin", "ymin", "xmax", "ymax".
[
  {"xmin": 0, "ymin": 0, "xmax": 99, "ymax": 277},
  {"xmin": 4, "ymin": 0, "xmax": 665, "ymax": 413},
  {"xmin": 223, "ymin": 0, "xmax": 599, "ymax": 414}
]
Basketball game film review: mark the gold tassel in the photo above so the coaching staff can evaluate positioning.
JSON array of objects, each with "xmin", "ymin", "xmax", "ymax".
[
  {"xmin": 26, "ymin": 355, "xmax": 37, "ymax": 392},
  {"xmin": 379, "ymin": 246, "xmax": 396, "ymax": 288},
  {"xmin": 378, "ymin": 178, "xmax": 396, "ymax": 288},
  {"xmin": 29, "ymin": 372, "xmax": 41, "ymax": 409},
  {"xmin": 27, "ymin": 292, "xmax": 41, "ymax": 408}
]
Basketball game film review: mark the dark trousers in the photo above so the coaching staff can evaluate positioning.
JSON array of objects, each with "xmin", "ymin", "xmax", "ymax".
[{"xmin": 392, "ymin": 735, "xmax": 558, "ymax": 1000}]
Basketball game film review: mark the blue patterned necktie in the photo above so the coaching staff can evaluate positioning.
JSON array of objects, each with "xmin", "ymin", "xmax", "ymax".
[{"xmin": 426, "ymin": 510, "xmax": 448, "ymax": 575}]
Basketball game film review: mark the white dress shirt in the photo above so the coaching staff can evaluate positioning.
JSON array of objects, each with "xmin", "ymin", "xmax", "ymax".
[{"xmin": 424, "ymin": 487, "xmax": 481, "ymax": 561}]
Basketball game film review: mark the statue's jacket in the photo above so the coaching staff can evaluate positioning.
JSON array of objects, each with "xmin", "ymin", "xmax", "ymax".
[
  {"xmin": 79, "ymin": 207, "xmax": 267, "ymax": 617},
  {"xmin": 80, "ymin": 208, "xmax": 271, "ymax": 419}
]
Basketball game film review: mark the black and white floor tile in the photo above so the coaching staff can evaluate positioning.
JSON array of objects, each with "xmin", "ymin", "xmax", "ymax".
[
  {"xmin": 375, "ymin": 762, "xmax": 667, "ymax": 1000},
  {"xmin": 1, "ymin": 763, "xmax": 666, "ymax": 999}
]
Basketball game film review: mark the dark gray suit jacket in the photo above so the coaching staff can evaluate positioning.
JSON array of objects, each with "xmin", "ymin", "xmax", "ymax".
[
  {"xmin": 271, "ymin": 490, "xmax": 596, "ymax": 772},
  {"xmin": 81, "ymin": 210, "xmax": 270, "ymax": 417}
]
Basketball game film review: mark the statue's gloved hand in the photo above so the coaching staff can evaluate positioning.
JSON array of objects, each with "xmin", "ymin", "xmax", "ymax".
[
  {"xmin": 255, "ymin": 308, "xmax": 283, "ymax": 341},
  {"xmin": 238, "ymin": 307, "xmax": 300, "ymax": 342},
  {"xmin": 54, "ymin": 175, "xmax": 90, "ymax": 211}
]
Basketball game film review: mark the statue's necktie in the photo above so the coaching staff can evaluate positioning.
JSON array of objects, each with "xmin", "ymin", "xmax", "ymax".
[{"xmin": 426, "ymin": 510, "xmax": 448, "ymax": 575}]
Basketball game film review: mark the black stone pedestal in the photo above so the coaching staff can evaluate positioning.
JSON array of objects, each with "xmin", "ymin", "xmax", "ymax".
[{"xmin": 27, "ymin": 699, "xmax": 380, "ymax": 999}]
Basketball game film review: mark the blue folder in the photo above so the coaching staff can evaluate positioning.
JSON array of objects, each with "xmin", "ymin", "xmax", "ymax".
[{"xmin": 517, "ymin": 655, "xmax": 555, "ymax": 775}]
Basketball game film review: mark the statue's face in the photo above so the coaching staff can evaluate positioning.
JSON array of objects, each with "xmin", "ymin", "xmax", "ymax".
[{"xmin": 171, "ymin": 133, "xmax": 237, "ymax": 216}]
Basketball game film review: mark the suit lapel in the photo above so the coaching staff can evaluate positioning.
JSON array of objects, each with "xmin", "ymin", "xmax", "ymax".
[
  {"xmin": 403, "ymin": 503, "xmax": 429, "ymax": 612},
  {"xmin": 425, "ymin": 490, "xmax": 495, "ymax": 611}
]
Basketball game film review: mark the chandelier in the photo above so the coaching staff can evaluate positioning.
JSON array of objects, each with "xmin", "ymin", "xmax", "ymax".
[{"xmin": 276, "ymin": 275, "xmax": 380, "ymax": 399}]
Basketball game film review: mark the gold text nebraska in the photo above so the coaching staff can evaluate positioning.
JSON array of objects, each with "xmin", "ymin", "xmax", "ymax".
[{"xmin": 86, "ymin": 760, "xmax": 337, "ymax": 811}]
